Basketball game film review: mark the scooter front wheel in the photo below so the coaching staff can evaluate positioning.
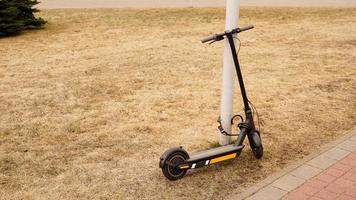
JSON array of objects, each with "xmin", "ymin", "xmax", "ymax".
[
  {"xmin": 161, "ymin": 149, "xmax": 188, "ymax": 180},
  {"xmin": 249, "ymin": 131, "xmax": 263, "ymax": 159}
]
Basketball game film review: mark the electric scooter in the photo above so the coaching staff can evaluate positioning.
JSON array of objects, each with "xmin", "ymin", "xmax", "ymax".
[{"xmin": 159, "ymin": 25, "xmax": 263, "ymax": 181}]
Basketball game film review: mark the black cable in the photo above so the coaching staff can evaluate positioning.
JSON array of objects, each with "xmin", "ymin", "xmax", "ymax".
[
  {"xmin": 231, "ymin": 114, "xmax": 243, "ymax": 124},
  {"xmin": 217, "ymin": 117, "xmax": 240, "ymax": 136},
  {"xmin": 234, "ymin": 36, "xmax": 262, "ymax": 134},
  {"xmin": 248, "ymin": 100, "xmax": 262, "ymax": 134},
  {"xmin": 233, "ymin": 36, "xmax": 242, "ymax": 55}
]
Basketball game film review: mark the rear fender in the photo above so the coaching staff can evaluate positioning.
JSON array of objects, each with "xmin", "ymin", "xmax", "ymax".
[{"xmin": 159, "ymin": 147, "xmax": 189, "ymax": 168}]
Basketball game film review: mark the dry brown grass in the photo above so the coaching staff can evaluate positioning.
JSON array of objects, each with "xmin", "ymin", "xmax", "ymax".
[{"xmin": 0, "ymin": 7, "xmax": 355, "ymax": 200}]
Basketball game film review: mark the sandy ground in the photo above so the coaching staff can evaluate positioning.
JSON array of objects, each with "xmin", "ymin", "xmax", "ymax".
[
  {"xmin": 1, "ymin": 7, "xmax": 356, "ymax": 200},
  {"xmin": 39, "ymin": 0, "xmax": 356, "ymax": 8}
]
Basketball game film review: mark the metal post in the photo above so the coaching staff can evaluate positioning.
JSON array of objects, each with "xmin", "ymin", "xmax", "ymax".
[{"xmin": 219, "ymin": 0, "xmax": 240, "ymax": 145}]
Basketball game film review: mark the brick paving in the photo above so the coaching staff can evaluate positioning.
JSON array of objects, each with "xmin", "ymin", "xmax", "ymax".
[
  {"xmin": 232, "ymin": 127, "xmax": 356, "ymax": 200},
  {"xmin": 283, "ymin": 152, "xmax": 356, "ymax": 200}
]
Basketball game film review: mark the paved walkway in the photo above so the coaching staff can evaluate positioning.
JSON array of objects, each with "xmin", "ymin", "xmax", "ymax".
[
  {"xmin": 283, "ymin": 152, "xmax": 356, "ymax": 200},
  {"xmin": 39, "ymin": 0, "xmax": 356, "ymax": 9},
  {"xmin": 233, "ymin": 127, "xmax": 356, "ymax": 200}
]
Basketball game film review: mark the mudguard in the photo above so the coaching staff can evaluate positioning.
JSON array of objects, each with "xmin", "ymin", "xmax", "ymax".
[
  {"xmin": 248, "ymin": 130, "xmax": 262, "ymax": 148},
  {"xmin": 159, "ymin": 147, "xmax": 189, "ymax": 168}
]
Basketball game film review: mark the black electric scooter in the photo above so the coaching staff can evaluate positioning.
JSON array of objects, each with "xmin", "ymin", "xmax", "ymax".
[{"xmin": 159, "ymin": 25, "xmax": 263, "ymax": 181}]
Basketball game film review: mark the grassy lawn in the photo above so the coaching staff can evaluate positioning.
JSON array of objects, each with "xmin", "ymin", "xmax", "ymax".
[{"xmin": 0, "ymin": 7, "xmax": 355, "ymax": 200}]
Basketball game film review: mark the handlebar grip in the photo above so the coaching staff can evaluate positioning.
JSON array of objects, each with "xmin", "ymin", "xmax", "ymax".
[
  {"xmin": 201, "ymin": 34, "xmax": 217, "ymax": 43},
  {"xmin": 238, "ymin": 25, "xmax": 254, "ymax": 33}
]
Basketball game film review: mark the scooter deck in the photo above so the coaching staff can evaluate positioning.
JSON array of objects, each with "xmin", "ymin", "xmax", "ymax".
[{"xmin": 179, "ymin": 144, "xmax": 244, "ymax": 169}]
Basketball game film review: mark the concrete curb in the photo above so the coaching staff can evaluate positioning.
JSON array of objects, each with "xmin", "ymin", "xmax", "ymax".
[{"xmin": 230, "ymin": 126, "xmax": 356, "ymax": 200}]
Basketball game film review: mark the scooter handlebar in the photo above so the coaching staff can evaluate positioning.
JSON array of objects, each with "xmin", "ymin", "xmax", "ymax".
[
  {"xmin": 201, "ymin": 25, "xmax": 254, "ymax": 43},
  {"xmin": 238, "ymin": 25, "xmax": 254, "ymax": 33},
  {"xmin": 201, "ymin": 34, "xmax": 218, "ymax": 43}
]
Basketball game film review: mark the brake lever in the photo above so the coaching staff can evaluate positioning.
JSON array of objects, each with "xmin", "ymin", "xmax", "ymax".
[{"xmin": 208, "ymin": 35, "xmax": 224, "ymax": 45}]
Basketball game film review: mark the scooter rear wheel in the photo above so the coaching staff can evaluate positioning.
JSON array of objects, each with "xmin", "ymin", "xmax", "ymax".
[
  {"xmin": 161, "ymin": 151, "xmax": 188, "ymax": 181},
  {"xmin": 249, "ymin": 131, "xmax": 263, "ymax": 159}
]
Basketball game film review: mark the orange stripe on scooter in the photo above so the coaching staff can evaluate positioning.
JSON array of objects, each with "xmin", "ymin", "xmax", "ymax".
[{"xmin": 210, "ymin": 153, "xmax": 237, "ymax": 164}]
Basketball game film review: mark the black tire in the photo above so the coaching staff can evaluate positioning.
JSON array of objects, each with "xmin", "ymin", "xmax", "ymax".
[
  {"xmin": 161, "ymin": 151, "xmax": 188, "ymax": 181},
  {"xmin": 248, "ymin": 130, "xmax": 263, "ymax": 159}
]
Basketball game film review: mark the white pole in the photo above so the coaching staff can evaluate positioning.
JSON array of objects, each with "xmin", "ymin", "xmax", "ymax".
[
  {"xmin": 219, "ymin": 0, "xmax": 240, "ymax": 145},
  {"xmin": 189, "ymin": 0, "xmax": 193, "ymax": 7}
]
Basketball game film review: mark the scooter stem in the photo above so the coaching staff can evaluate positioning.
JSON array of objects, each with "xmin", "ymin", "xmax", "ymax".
[{"xmin": 226, "ymin": 33, "xmax": 251, "ymax": 114}]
